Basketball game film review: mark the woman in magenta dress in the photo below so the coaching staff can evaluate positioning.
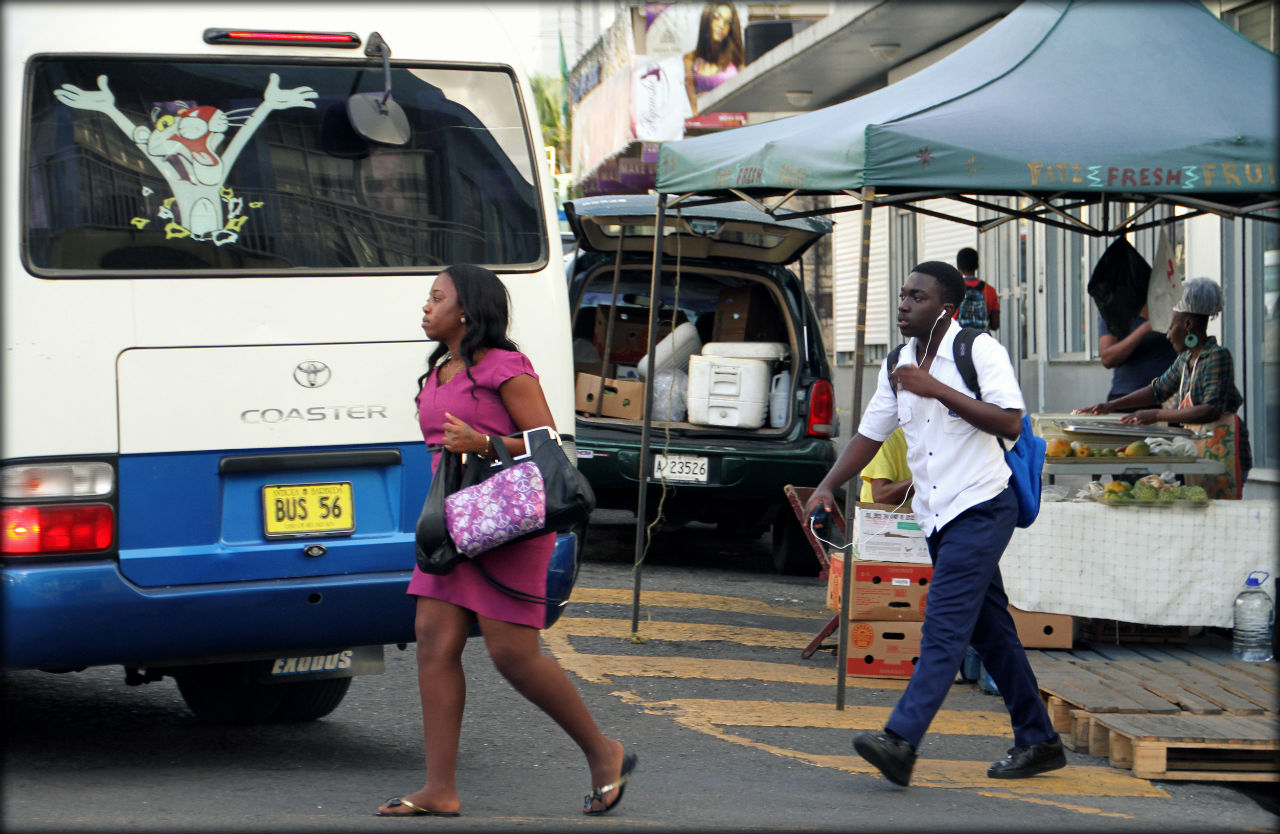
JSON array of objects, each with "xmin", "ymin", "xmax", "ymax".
[{"xmin": 375, "ymin": 265, "xmax": 636, "ymax": 818}]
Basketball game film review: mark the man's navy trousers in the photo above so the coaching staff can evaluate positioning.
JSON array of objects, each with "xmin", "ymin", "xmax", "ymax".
[{"xmin": 884, "ymin": 486, "xmax": 1058, "ymax": 749}]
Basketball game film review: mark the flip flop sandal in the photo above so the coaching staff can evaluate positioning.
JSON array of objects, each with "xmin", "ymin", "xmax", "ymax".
[
  {"xmin": 582, "ymin": 750, "xmax": 638, "ymax": 816},
  {"xmin": 374, "ymin": 797, "xmax": 461, "ymax": 817}
]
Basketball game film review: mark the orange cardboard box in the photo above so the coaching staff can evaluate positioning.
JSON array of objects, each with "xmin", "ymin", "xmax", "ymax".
[
  {"xmin": 826, "ymin": 552, "xmax": 931, "ymax": 621},
  {"xmin": 1008, "ymin": 606, "xmax": 1074, "ymax": 649},
  {"xmin": 845, "ymin": 620, "xmax": 923, "ymax": 679},
  {"xmin": 829, "ymin": 554, "xmax": 1073, "ymax": 648}
]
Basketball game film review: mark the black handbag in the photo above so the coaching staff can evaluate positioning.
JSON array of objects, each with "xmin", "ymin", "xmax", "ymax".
[{"xmin": 414, "ymin": 427, "xmax": 595, "ymax": 575}]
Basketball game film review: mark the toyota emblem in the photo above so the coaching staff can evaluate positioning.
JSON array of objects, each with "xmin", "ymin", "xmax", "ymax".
[{"xmin": 293, "ymin": 361, "xmax": 332, "ymax": 388}]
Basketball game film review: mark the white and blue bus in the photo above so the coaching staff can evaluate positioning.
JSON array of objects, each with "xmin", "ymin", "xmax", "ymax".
[{"xmin": 1, "ymin": 2, "xmax": 576, "ymax": 722}]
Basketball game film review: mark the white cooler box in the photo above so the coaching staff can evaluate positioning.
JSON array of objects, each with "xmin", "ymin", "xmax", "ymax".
[{"xmin": 687, "ymin": 354, "xmax": 771, "ymax": 428}]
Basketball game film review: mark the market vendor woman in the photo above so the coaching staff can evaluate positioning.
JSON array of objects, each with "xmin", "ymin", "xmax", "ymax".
[{"xmin": 1079, "ymin": 277, "xmax": 1251, "ymax": 497}]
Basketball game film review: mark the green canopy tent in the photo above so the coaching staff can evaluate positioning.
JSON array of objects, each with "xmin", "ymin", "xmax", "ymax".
[
  {"xmin": 657, "ymin": 0, "xmax": 1278, "ymax": 231},
  {"xmin": 640, "ymin": 0, "xmax": 1278, "ymax": 705}
]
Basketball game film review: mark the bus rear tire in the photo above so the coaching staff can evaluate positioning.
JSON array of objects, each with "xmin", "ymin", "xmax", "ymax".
[
  {"xmin": 272, "ymin": 677, "xmax": 352, "ymax": 722},
  {"xmin": 173, "ymin": 662, "xmax": 352, "ymax": 724}
]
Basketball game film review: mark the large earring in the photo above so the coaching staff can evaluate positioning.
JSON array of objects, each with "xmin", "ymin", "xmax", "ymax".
[{"xmin": 1184, "ymin": 333, "xmax": 1198, "ymax": 348}]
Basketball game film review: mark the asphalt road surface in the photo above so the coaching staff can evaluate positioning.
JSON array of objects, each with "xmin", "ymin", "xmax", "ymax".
[{"xmin": 3, "ymin": 510, "xmax": 1276, "ymax": 833}]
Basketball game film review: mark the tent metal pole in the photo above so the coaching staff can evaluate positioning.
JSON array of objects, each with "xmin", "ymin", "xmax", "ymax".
[
  {"xmin": 631, "ymin": 193, "xmax": 668, "ymax": 637},
  {"xmin": 836, "ymin": 184, "xmax": 874, "ymax": 710}
]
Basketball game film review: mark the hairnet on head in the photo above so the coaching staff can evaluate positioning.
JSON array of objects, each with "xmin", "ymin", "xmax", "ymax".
[{"xmin": 1171, "ymin": 277, "xmax": 1223, "ymax": 316}]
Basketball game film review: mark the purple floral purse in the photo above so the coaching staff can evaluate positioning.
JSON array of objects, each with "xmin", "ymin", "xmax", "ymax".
[{"xmin": 444, "ymin": 459, "xmax": 548, "ymax": 557}]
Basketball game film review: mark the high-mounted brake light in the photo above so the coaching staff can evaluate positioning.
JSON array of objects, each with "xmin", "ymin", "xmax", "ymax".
[
  {"xmin": 2, "ymin": 504, "xmax": 115, "ymax": 555},
  {"xmin": 204, "ymin": 29, "xmax": 362, "ymax": 48},
  {"xmin": 806, "ymin": 379, "xmax": 835, "ymax": 437}
]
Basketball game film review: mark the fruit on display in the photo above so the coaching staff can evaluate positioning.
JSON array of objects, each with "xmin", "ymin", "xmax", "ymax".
[
  {"xmin": 1088, "ymin": 477, "xmax": 1210, "ymax": 505},
  {"xmin": 1046, "ymin": 438, "xmax": 1072, "ymax": 457},
  {"xmin": 1125, "ymin": 440, "xmax": 1151, "ymax": 457}
]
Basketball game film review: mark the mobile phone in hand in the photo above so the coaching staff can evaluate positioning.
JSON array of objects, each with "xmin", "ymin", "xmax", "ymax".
[{"xmin": 809, "ymin": 508, "xmax": 830, "ymax": 536}]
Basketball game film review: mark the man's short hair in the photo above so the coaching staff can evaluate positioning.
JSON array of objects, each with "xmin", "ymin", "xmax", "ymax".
[
  {"xmin": 956, "ymin": 247, "xmax": 979, "ymax": 273},
  {"xmin": 912, "ymin": 261, "xmax": 965, "ymax": 308}
]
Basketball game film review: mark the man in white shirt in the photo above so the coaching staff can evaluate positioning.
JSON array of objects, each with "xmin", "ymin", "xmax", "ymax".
[{"xmin": 806, "ymin": 261, "xmax": 1063, "ymax": 787}]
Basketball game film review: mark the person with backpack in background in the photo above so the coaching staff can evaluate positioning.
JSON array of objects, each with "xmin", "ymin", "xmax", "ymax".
[
  {"xmin": 954, "ymin": 247, "xmax": 1000, "ymax": 332},
  {"xmin": 804, "ymin": 260, "xmax": 1062, "ymax": 788}
]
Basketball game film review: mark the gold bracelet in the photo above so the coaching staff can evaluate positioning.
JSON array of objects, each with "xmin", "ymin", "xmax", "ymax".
[{"xmin": 477, "ymin": 435, "xmax": 493, "ymax": 459}]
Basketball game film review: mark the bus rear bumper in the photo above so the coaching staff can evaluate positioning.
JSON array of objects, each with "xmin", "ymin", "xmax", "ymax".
[{"xmin": 1, "ymin": 560, "xmax": 418, "ymax": 671}]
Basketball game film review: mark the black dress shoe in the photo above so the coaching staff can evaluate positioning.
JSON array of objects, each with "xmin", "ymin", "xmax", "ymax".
[
  {"xmin": 987, "ymin": 736, "xmax": 1066, "ymax": 778},
  {"xmin": 853, "ymin": 730, "xmax": 916, "ymax": 786}
]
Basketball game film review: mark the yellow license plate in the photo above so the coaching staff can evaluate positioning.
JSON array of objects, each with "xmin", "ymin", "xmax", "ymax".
[{"xmin": 262, "ymin": 482, "xmax": 355, "ymax": 538}]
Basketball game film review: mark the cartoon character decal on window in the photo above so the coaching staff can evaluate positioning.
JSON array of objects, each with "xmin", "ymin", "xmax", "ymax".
[{"xmin": 54, "ymin": 73, "xmax": 316, "ymax": 246}]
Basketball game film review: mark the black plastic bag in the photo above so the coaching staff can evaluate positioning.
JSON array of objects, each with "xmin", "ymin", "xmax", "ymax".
[
  {"xmin": 414, "ymin": 447, "xmax": 477, "ymax": 576},
  {"xmin": 1087, "ymin": 238, "xmax": 1150, "ymax": 338}
]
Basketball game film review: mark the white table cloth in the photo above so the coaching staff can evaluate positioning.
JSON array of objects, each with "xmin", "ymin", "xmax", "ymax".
[{"xmin": 1001, "ymin": 499, "xmax": 1276, "ymax": 627}]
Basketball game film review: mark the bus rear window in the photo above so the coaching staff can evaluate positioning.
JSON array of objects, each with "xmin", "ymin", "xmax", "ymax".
[{"xmin": 24, "ymin": 58, "xmax": 546, "ymax": 274}]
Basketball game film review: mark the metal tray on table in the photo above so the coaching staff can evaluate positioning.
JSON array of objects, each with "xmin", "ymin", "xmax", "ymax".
[{"xmin": 1057, "ymin": 420, "xmax": 1200, "ymax": 439}]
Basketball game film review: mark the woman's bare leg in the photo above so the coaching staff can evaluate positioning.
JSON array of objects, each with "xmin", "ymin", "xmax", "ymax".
[
  {"xmin": 375, "ymin": 597, "xmax": 471, "ymax": 816},
  {"xmin": 479, "ymin": 616, "xmax": 626, "ymax": 812}
]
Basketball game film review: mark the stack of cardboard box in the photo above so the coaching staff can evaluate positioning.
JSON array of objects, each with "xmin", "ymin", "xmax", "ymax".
[
  {"xmin": 826, "ymin": 504, "xmax": 931, "ymax": 679},
  {"xmin": 827, "ymin": 503, "xmax": 1072, "ymax": 680}
]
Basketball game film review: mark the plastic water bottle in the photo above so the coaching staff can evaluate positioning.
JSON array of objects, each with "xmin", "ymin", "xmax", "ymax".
[
  {"xmin": 769, "ymin": 370, "xmax": 790, "ymax": 428},
  {"xmin": 1232, "ymin": 570, "xmax": 1274, "ymax": 662}
]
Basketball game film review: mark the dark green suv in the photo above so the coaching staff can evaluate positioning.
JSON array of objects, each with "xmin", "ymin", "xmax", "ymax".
[{"xmin": 564, "ymin": 196, "xmax": 838, "ymax": 574}]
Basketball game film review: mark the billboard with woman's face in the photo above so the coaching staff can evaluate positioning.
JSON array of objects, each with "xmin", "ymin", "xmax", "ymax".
[{"xmin": 644, "ymin": 1, "xmax": 746, "ymax": 116}]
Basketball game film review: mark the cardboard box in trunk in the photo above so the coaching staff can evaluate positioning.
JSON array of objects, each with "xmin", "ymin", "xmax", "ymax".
[
  {"xmin": 712, "ymin": 286, "xmax": 784, "ymax": 343},
  {"xmin": 593, "ymin": 305, "xmax": 670, "ymax": 364},
  {"xmin": 574, "ymin": 373, "xmax": 644, "ymax": 419}
]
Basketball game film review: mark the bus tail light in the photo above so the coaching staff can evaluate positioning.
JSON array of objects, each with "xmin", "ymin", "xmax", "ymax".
[
  {"xmin": 806, "ymin": 379, "xmax": 835, "ymax": 437},
  {"xmin": 2, "ymin": 504, "xmax": 115, "ymax": 554}
]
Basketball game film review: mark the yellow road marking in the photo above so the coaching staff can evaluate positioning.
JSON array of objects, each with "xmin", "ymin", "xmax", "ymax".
[
  {"xmin": 612, "ymin": 690, "xmax": 1167, "ymax": 797},
  {"xmin": 571, "ymin": 588, "xmax": 829, "ymax": 619},
  {"xmin": 977, "ymin": 792, "xmax": 1135, "ymax": 818},
  {"xmin": 541, "ymin": 629, "xmax": 904, "ymax": 688},
  {"xmin": 554, "ymin": 616, "xmax": 817, "ymax": 649},
  {"xmin": 622, "ymin": 696, "xmax": 1013, "ymax": 737},
  {"xmin": 550, "ymin": 589, "xmax": 1173, "ymax": 805}
]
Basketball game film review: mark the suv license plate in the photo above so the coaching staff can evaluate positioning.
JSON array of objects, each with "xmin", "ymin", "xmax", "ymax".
[
  {"xmin": 262, "ymin": 482, "xmax": 355, "ymax": 538},
  {"xmin": 653, "ymin": 454, "xmax": 708, "ymax": 483}
]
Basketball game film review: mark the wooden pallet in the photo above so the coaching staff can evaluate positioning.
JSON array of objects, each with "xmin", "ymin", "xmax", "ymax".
[
  {"xmin": 1090, "ymin": 713, "xmax": 1280, "ymax": 781},
  {"xmin": 1030, "ymin": 652, "xmax": 1279, "ymax": 780}
]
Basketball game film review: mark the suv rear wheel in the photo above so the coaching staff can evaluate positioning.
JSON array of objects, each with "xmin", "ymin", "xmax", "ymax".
[{"xmin": 770, "ymin": 516, "xmax": 821, "ymax": 576}]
